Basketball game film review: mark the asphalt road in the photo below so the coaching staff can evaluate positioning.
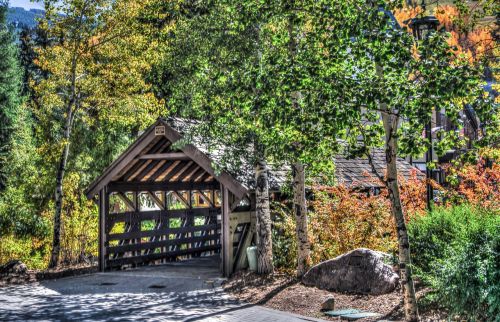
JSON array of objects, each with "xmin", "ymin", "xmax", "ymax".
[{"xmin": 0, "ymin": 259, "xmax": 326, "ymax": 322}]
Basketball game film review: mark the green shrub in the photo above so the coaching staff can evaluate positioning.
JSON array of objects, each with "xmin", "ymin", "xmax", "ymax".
[
  {"xmin": 409, "ymin": 205, "xmax": 500, "ymax": 320},
  {"xmin": 0, "ymin": 234, "xmax": 49, "ymax": 270},
  {"xmin": 436, "ymin": 226, "xmax": 500, "ymax": 320},
  {"xmin": 409, "ymin": 206, "xmax": 476, "ymax": 276},
  {"xmin": 271, "ymin": 201, "xmax": 297, "ymax": 271}
]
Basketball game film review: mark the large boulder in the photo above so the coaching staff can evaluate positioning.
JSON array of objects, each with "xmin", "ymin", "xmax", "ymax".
[{"xmin": 302, "ymin": 248, "xmax": 399, "ymax": 295}]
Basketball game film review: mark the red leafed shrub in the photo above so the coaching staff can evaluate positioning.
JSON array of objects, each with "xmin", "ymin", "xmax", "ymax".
[
  {"xmin": 308, "ymin": 170, "xmax": 426, "ymax": 264},
  {"xmin": 443, "ymin": 158, "xmax": 500, "ymax": 209},
  {"xmin": 272, "ymin": 170, "xmax": 427, "ymax": 268},
  {"xmin": 272, "ymin": 158, "xmax": 498, "ymax": 270},
  {"xmin": 308, "ymin": 185, "xmax": 398, "ymax": 264}
]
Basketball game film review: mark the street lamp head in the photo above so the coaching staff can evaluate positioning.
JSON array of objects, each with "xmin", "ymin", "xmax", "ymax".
[{"xmin": 407, "ymin": 16, "xmax": 440, "ymax": 40}]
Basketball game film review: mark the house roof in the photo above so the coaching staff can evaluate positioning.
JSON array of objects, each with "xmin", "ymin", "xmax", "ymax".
[
  {"xmin": 163, "ymin": 117, "xmax": 289, "ymax": 191},
  {"xmin": 165, "ymin": 118, "xmax": 423, "ymax": 189},
  {"xmin": 334, "ymin": 149, "xmax": 425, "ymax": 188}
]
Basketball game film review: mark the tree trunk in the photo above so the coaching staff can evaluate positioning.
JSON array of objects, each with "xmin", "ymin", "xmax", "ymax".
[
  {"xmin": 381, "ymin": 112, "xmax": 419, "ymax": 322},
  {"xmin": 287, "ymin": 12, "xmax": 311, "ymax": 277},
  {"xmin": 374, "ymin": 61, "xmax": 418, "ymax": 321},
  {"xmin": 254, "ymin": 158, "xmax": 274, "ymax": 275},
  {"xmin": 48, "ymin": 107, "xmax": 74, "ymax": 268},
  {"xmin": 292, "ymin": 162, "xmax": 310, "ymax": 277}
]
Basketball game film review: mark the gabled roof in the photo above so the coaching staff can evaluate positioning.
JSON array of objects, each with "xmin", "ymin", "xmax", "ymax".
[
  {"xmin": 85, "ymin": 118, "xmax": 248, "ymax": 199},
  {"xmin": 335, "ymin": 149, "xmax": 425, "ymax": 188}
]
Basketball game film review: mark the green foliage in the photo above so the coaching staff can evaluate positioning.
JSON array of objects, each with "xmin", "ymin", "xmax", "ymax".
[
  {"xmin": 0, "ymin": 105, "xmax": 51, "ymax": 266},
  {"xmin": 409, "ymin": 205, "xmax": 500, "ymax": 319},
  {"xmin": 409, "ymin": 206, "xmax": 473, "ymax": 275},
  {"xmin": 436, "ymin": 225, "xmax": 500, "ymax": 320},
  {"xmin": 0, "ymin": 234, "xmax": 49, "ymax": 270},
  {"xmin": 145, "ymin": 0, "xmax": 348, "ymax": 171},
  {"xmin": 271, "ymin": 201, "xmax": 297, "ymax": 271},
  {"xmin": 1, "ymin": 0, "xmax": 163, "ymax": 269},
  {"xmin": 0, "ymin": 0, "xmax": 23, "ymax": 191},
  {"xmin": 0, "ymin": 2, "xmax": 50, "ymax": 263}
]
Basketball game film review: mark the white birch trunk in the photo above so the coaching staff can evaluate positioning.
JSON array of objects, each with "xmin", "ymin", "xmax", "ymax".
[
  {"xmin": 292, "ymin": 162, "xmax": 310, "ymax": 277},
  {"xmin": 375, "ymin": 63, "xmax": 419, "ymax": 321},
  {"xmin": 254, "ymin": 159, "xmax": 274, "ymax": 275}
]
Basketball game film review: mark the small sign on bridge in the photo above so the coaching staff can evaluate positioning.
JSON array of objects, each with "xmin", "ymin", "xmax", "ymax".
[{"xmin": 155, "ymin": 126, "xmax": 166, "ymax": 135}]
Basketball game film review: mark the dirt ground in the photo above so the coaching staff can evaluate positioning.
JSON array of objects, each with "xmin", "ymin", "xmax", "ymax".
[{"xmin": 223, "ymin": 271, "xmax": 448, "ymax": 321}]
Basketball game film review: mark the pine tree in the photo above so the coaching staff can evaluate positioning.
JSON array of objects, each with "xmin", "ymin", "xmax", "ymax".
[{"xmin": 0, "ymin": 1, "xmax": 22, "ymax": 191}]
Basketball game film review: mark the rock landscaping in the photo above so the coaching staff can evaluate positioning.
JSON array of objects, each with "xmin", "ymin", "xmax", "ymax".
[
  {"xmin": 0, "ymin": 260, "xmax": 97, "ymax": 287},
  {"xmin": 223, "ymin": 270, "xmax": 403, "ymax": 321},
  {"xmin": 321, "ymin": 297, "xmax": 335, "ymax": 311},
  {"xmin": 223, "ymin": 270, "xmax": 449, "ymax": 321},
  {"xmin": 302, "ymin": 248, "xmax": 399, "ymax": 295}
]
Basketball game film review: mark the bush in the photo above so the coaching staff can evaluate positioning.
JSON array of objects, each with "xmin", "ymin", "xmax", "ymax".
[
  {"xmin": 409, "ymin": 205, "xmax": 500, "ymax": 320},
  {"xmin": 272, "ymin": 171, "xmax": 425, "ymax": 270},
  {"xmin": 271, "ymin": 201, "xmax": 297, "ymax": 271},
  {"xmin": 409, "ymin": 205, "xmax": 477, "ymax": 276},
  {"xmin": 308, "ymin": 186, "xmax": 399, "ymax": 264},
  {"xmin": 443, "ymin": 158, "xmax": 499, "ymax": 210},
  {"xmin": 0, "ymin": 234, "xmax": 48, "ymax": 270}
]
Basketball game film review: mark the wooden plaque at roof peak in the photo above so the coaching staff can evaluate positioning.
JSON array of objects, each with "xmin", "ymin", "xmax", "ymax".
[{"xmin": 155, "ymin": 126, "xmax": 165, "ymax": 136}]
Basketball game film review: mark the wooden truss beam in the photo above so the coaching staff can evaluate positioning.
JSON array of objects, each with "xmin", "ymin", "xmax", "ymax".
[
  {"xmin": 108, "ymin": 181, "xmax": 218, "ymax": 192},
  {"xmin": 133, "ymin": 160, "xmax": 161, "ymax": 182},
  {"xmin": 137, "ymin": 152, "xmax": 189, "ymax": 160},
  {"xmin": 147, "ymin": 191, "xmax": 165, "ymax": 210},
  {"xmin": 123, "ymin": 160, "xmax": 151, "ymax": 182},
  {"xmin": 145, "ymin": 137, "xmax": 171, "ymax": 155},
  {"xmin": 177, "ymin": 164, "xmax": 200, "ymax": 182},
  {"xmin": 162, "ymin": 161, "xmax": 190, "ymax": 182},
  {"xmin": 108, "ymin": 234, "xmax": 219, "ymax": 253},
  {"xmin": 107, "ymin": 207, "xmax": 220, "ymax": 225},
  {"xmin": 172, "ymin": 191, "xmax": 190, "ymax": 208},
  {"xmin": 106, "ymin": 244, "xmax": 220, "ymax": 268},
  {"xmin": 197, "ymin": 190, "xmax": 215, "ymax": 207},
  {"xmin": 148, "ymin": 160, "xmax": 176, "ymax": 182},
  {"xmin": 117, "ymin": 192, "xmax": 136, "ymax": 211}
]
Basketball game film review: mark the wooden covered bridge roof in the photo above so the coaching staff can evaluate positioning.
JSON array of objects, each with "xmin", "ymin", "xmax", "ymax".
[{"xmin": 85, "ymin": 118, "xmax": 250, "ymax": 199}]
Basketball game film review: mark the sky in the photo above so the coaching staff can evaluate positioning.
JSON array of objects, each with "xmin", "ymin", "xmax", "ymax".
[{"xmin": 9, "ymin": 0, "xmax": 44, "ymax": 10}]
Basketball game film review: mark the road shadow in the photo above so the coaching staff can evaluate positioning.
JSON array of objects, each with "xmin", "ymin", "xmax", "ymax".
[{"xmin": 0, "ymin": 260, "xmax": 243, "ymax": 321}]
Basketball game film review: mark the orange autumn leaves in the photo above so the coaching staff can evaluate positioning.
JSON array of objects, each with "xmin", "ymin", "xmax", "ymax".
[
  {"xmin": 308, "ymin": 170, "xmax": 426, "ymax": 264},
  {"xmin": 304, "ymin": 158, "xmax": 498, "ymax": 265},
  {"xmin": 445, "ymin": 158, "xmax": 500, "ymax": 209},
  {"xmin": 394, "ymin": 4, "xmax": 495, "ymax": 63}
]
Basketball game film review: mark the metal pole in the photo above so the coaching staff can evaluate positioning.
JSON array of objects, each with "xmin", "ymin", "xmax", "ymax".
[{"xmin": 425, "ymin": 122, "xmax": 433, "ymax": 210}]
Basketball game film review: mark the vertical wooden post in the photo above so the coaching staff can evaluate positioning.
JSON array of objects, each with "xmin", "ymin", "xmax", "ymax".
[
  {"xmin": 188, "ymin": 190, "xmax": 193, "ymax": 257},
  {"xmin": 221, "ymin": 185, "xmax": 232, "ymax": 277},
  {"xmin": 98, "ymin": 187, "xmax": 107, "ymax": 272},
  {"xmin": 132, "ymin": 191, "xmax": 139, "ymax": 258}
]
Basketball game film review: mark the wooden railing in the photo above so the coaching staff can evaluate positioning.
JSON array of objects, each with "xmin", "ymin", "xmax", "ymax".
[{"xmin": 105, "ymin": 207, "xmax": 221, "ymax": 268}]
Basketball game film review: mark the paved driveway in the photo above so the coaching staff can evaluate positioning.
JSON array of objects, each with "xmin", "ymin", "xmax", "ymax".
[{"xmin": 0, "ymin": 259, "xmax": 325, "ymax": 322}]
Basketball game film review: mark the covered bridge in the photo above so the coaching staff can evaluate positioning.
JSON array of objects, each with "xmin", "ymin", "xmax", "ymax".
[{"xmin": 85, "ymin": 118, "xmax": 267, "ymax": 276}]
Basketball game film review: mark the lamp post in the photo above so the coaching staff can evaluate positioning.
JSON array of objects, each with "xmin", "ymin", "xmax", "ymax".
[
  {"xmin": 408, "ymin": 16, "xmax": 440, "ymax": 40},
  {"xmin": 407, "ymin": 2, "xmax": 439, "ymax": 210}
]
